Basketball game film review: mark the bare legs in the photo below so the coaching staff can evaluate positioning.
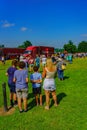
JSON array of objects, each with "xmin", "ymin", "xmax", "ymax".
[
  {"xmin": 45, "ymin": 90, "xmax": 58, "ymax": 110},
  {"xmin": 18, "ymin": 98, "xmax": 22, "ymax": 111},
  {"xmin": 35, "ymin": 94, "xmax": 42, "ymax": 106},
  {"xmin": 45, "ymin": 90, "xmax": 50, "ymax": 109},
  {"xmin": 51, "ymin": 91, "xmax": 58, "ymax": 106},
  {"xmin": 17, "ymin": 98, "xmax": 27, "ymax": 112}
]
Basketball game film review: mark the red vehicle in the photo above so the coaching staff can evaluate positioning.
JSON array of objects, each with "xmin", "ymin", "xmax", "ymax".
[
  {"xmin": 0, "ymin": 48, "xmax": 25, "ymax": 59},
  {"xmin": 23, "ymin": 46, "xmax": 54, "ymax": 58}
]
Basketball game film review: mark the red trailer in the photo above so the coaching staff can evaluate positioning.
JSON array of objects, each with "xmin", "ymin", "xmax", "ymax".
[
  {"xmin": 23, "ymin": 46, "xmax": 54, "ymax": 58},
  {"xmin": 0, "ymin": 48, "xmax": 25, "ymax": 59}
]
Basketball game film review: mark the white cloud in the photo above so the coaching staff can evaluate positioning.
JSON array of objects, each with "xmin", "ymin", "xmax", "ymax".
[
  {"xmin": 21, "ymin": 27, "xmax": 28, "ymax": 31},
  {"xmin": 2, "ymin": 23, "xmax": 15, "ymax": 28},
  {"xmin": 81, "ymin": 34, "xmax": 87, "ymax": 37},
  {"xmin": 1, "ymin": 20, "xmax": 15, "ymax": 28}
]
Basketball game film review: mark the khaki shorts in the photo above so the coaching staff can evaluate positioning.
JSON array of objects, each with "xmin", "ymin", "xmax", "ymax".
[{"xmin": 16, "ymin": 88, "xmax": 28, "ymax": 99}]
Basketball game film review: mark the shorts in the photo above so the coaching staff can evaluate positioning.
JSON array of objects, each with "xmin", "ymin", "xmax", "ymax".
[
  {"xmin": 43, "ymin": 78, "xmax": 56, "ymax": 91},
  {"xmin": 16, "ymin": 88, "xmax": 28, "ymax": 99},
  {"xmin": 8, "ymin": 83, "xmax": 16, "ymax": 93},
  {"xmin": 33, "ymin": 87, "xmax": 41, "ymax": 95}
]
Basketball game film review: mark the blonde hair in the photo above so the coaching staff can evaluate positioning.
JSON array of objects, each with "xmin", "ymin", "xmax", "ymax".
[{"xmin": 46, "ymin": 58, "xmax": 55, "ymax": 69}]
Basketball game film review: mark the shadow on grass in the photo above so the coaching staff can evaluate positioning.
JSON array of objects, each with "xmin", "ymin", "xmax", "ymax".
[
  {"xmin": 27, "ymin": 93, "xmax": 46, "ymax": 110},
  {"xmin": 28, "ymin": 92, "xmax": 67, "ymax": 109},
  {"xmin": 57, "ymin": 92, "xmax": 67, "ymax": 104},
  {"xmin": 27, "ymin": 93, "xmax": 35, "ymax": 110},
  {"xmin": 28, "ymin": 98, "xmax": 36, "ymax": 110},
  {"xmin": 50, "ymin": 92, "xmax": 67, "ymax": 108},
  {"xmin": 63, "ymin": 76, "xmax": 69, "ymax": 80}
]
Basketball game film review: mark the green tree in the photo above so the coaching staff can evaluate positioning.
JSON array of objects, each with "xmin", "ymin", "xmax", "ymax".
[
  {"xmin": 18, "ymin": 40, "xmax": 32, "ymax": 48},
  {"xmin": 63, "ymin": 40, "xmax": 77, "ymax": 53},
  {"xmin": 0, "ymin": 44, "xmax": 4, "ymax": 48},
  {"xmin": 55, "ymin": 48, "xmax": 64, "ymax": 53},
  {"xmin": 78, "ymin": 41, "xmax": 87, "ymax": 52}
]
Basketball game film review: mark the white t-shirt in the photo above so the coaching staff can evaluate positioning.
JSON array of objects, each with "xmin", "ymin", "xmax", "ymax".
[{"xmin": 41, "ymin": 57, "xmax": 47, "ymax": 65}]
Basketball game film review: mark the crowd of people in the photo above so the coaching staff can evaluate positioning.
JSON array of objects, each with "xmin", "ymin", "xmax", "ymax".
[{"xmin": 6, "ymin": 53, "xmax": 67, "ymax": 113}]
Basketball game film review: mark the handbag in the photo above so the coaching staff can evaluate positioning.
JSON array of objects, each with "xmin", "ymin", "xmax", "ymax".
[{"xmin": 62, "ymin": 64, "xmax": 66, "ymax": 70}]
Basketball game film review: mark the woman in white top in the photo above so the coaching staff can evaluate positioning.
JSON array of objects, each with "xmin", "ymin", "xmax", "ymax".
[{"xmin": 42, "ymin": 58, "xmax": 58, "ymax": 110}]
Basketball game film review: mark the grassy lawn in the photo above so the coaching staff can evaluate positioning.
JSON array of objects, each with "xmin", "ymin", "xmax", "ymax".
[{"xmin": 0, "ymin": 58, "xmax": 87, "ymax": 130}]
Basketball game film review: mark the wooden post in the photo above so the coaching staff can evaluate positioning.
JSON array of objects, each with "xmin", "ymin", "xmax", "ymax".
[{"xmin": 2, "ymin": 82, "xmax": 8, "ymax": 112}]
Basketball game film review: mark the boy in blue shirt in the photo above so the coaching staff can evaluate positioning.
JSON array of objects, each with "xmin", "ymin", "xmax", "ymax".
[{"xmin": 30, "ymin": 66, "xmax": 42, "ymax": 106}]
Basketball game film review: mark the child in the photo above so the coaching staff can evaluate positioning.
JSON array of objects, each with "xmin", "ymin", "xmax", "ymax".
[
  {"xmin": 13, "ymin": 61, "xmax": 29, "ymax": 113},
  {"xmin": 6, "ymin": 60, "xmax": 18, "ymax": 107},
  {"xmin": 30, "ymin": 66, "xmax": 42, "ymax": 106}
]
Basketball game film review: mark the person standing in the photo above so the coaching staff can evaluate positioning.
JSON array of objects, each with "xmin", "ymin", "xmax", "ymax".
[
  {"xmin": 35, "ymin": 54, "xmax": 40, "ymax": 69},
  {"xmin": 57, "ymin": 58, "xmax": 66, "ymax": 80},
  {"xmin": 2, "ymin": 55, "xmax": 5, "ymax": 64},
  {"xmin": 41, "ymin": 55, "xmax": 47, "ymax": 68},
  {"xmin": 30, "ymin": 66, "xmax": 42, "ymax": 106},
  {"xmin": 6, "ymin": 60, "xmax": 18, "ymax": 107},
  {"xmin": 28, "ymin": 55, "xmax": 34, "ymax": 72},
  {"xmin": 42, "ymin": 58, "xmax": 58, "ymax": 110},
  {"xmin": 13, "ymin": 61, "xmax": 29, "ymax": 113}
]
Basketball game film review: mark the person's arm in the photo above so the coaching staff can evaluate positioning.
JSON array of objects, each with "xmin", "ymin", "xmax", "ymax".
[
  {"xmin": 6, "ymin": 68, "xmax": 9, "ymax": 76},
  {"xmin": 25, "ymin": 70, "xmax": 29, "ymax": 83},
  {"xmin": 26, "ymin": 77, "xmax": 29, "ymax": 83},
  {"xmin": 42, "ymin": 68, "xmax": 46, "ymax": 78},
  {"xmin": 34, "ymin": 79, "xmax": 42, "ymax": 83},
  {"xmin": 5, "ymin": 72, "xmax": 8, "ymax": 76},
  {"xmin": 13, "ymin": 77, "xmax": 16, "ymax": 82},
  {"xmin": 30, "ymin": 74, "xmax": 34, "ymax": 83},
  {"xmin": 30, "ymin": 79, "xmax": 42, "ymax": 83},
  {"xmin": 13, "ymin": 71, "xmax": 16, "ymax": 82}
]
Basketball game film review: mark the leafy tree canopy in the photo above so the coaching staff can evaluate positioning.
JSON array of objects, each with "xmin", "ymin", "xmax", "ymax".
[
  {"xmin": 18, "ymin": 40, "xmax": 32, "ymax": 48},
  {"xmin": 55, "ymin": 48, "xmax": 64, "ymax": 53},
  {"xmin": 63, "ymin": 40, "xmax": 77, "ymax": 53},
  {"xmin": 78, "ymin": 41, "xmax": 87, "ymax": 52},
  {"xmin": 0, "ymin": 45, "xmax": 4, "ymax": 48}
]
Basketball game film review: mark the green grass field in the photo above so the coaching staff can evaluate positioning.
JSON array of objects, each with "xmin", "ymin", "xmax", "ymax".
[{"xmin": 0, "ymin": 58, "xmax": 87, "ymax": 130}]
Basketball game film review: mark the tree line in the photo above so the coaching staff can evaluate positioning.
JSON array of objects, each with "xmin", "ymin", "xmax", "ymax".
[
  {"xmin": 55, "ymin": 40, "xmax": 87, "ymax": 53},
  {"xmin": 0, "ymin": 40, "xmax": 87, "ymax": 53}
]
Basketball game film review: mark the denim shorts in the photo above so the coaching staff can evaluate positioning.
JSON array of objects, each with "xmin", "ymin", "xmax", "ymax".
[{"xmin": 16, "ymin": 88, "xmax": 28, "ymax": 99}]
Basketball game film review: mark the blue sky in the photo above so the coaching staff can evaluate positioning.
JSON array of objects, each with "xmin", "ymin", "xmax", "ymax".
[{"xmin": 0, "ymin": 0, "xmax": 87, "ymax": 48}]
